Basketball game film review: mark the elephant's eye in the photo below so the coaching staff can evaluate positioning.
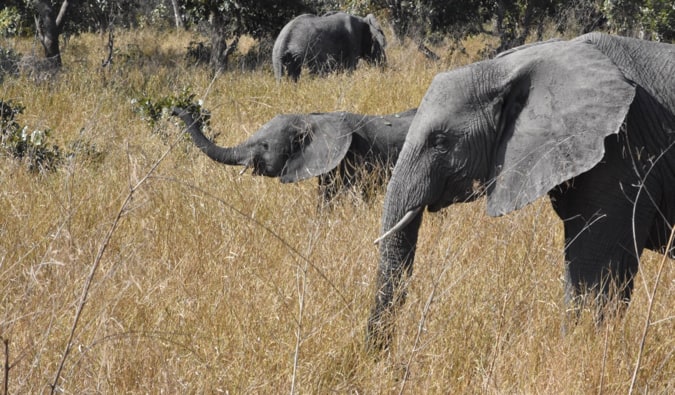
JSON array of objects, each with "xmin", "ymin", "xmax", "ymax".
[
  {"xmin": 432, "ymin": 132, "xmax": 450, "ymax": 152},
  {"xmin": 261, "ymin": 142, "xmax": 270, "ymax": 151}
]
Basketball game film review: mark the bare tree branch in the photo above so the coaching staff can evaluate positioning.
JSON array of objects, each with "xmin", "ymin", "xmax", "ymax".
[
  {"xmin": 101, "ymin": 29, "xmax": 114, "ymax": 68},
  {"xmin": 54, "ymin": 0, "xmax": 69, "ymax": 29}
]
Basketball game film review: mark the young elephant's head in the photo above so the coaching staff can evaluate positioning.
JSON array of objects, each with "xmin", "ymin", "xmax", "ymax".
[
  {"xmin": 239, "ymin": 114, "xmax": 353, "ymax": 182},
  {"xmin": 172, "ymin": 109, "xmax": 354, "ymax": 182}
]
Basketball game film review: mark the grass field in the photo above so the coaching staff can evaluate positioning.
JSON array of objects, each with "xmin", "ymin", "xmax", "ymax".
[{"xmin": 1, "ymin": 29, "xmax": 673, "ymax": 393}]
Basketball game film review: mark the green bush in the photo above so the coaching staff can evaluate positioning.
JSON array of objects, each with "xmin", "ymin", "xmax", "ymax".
[
  {"xmin": 0, "ymin": 100, "xmax": 105, "ymax": 172},
  {"xmin": 642, "ymin": 0, "xmax": 675, "ymax": 41},
  {"xmin": 0, "ymin": 6, "xmax": 23, "ymax": 37},
  {"xmin": 0, "ymin": 100, "xmax": 62, "ymax": 172},
  {"xmin": 0, "ymin": 46, "xmax": 20, "ymax": 82}
]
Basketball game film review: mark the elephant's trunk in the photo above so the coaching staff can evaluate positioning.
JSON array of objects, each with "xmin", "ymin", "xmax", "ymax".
[
  {"xmin": 172, "ymin": 107, "xmax": 249, "ymax": 167},
  {"xmin": 366, "ymin": 174, "xmax": 425, "ymax": 352}
]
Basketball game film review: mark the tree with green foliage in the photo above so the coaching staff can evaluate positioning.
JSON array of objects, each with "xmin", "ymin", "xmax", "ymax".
[
  {"xmin": 32, "ymin": 0, "xmax": 69, "ymax": 67},
  {"xmin": 177, "ymin": 0, "xmax": 309, "ymax": 72},
  {"xmin": 10, "ymin": 0, "xmax": 141, "ymax": 68},
  {"xmin": 378, "ymin": 0, "xmax": 672, "ymax": 52},
  {"xmin": 605, "ymin": 0, "xmax": 675, "ymax": 40},
  {"xmin": 368, "ymin": 0, "xmax": 487, "ymax": 43},
  {"xmin": 5, "ymin": 0, "xmax": 672, "ymax": 74},
  {"xmin": 0, "ymin": 100, "xmax": 62, "ymax": 172},
  {"xmin": 642, "ymin": 0, "xmax": 675, "ymax": 41}
]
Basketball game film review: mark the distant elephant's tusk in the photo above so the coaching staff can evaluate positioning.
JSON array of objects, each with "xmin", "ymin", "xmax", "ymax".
[
  {"xmin": 238, "ymin": 165, "xmax": 249, "ymax": 175},
  {"xmin": 373, "ymin": 207, "xmax": 423, "ymax": 245}
]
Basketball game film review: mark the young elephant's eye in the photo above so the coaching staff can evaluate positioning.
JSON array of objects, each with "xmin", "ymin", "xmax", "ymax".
[{"xmin": 261, "ymin": 142, "xmax": 270, "ymax": 151}]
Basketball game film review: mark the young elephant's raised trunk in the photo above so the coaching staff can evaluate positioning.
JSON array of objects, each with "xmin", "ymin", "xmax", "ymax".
[{"xmin": 172, "ymin": 107, "xmax": 249, "ymax": 167}]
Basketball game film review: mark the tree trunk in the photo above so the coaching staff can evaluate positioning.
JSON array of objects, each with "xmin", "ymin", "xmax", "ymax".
[
  {"xmin": 210, "ymin": 12, "xmax": 229, "ymax": 73},
  {"xmin": 386, "ymin": 0, "xmax": 408, "ymax": 43},
  {"xmin": 33, "ymin": 0, "xmax": 69, "ymax": 68},
  {"xmin": 170, "ymin": 0, "xmax": 185, "ymax": 30}
]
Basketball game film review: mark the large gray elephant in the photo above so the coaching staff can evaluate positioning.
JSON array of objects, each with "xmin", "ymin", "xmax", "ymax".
[
  {"xmin": 367, "ymin": 33, "xmax": 674, "ymax": 350},
  {"xmin": 272, "ymin": 12, "xmax": 386, "ymax": 82},
  {"xmin": 171, "ymin": 108, "xmax": 415, "ymax": 204}
]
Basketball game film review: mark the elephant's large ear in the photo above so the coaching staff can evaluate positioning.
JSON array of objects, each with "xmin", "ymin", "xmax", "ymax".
[
  {"xmin": 486, "ymin": 39, "xmax": 636, "ymax": 216},
  {"xmin": 280, "ymin": 114, "xmax": 353, "ymax": 183}
]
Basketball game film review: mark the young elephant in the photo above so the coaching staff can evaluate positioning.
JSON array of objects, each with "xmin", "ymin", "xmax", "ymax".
[
  {"xmin": 171, "ymin": 108, "xmax": 415, "ymax": 204},
  {"xmin": 272, "ymin": 12, "xmax": 386, "ymax": 82}
]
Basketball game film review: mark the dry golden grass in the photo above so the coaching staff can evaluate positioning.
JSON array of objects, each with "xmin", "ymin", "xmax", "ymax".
[{"xmin": 1, "ymin": 29, "xmax": 673, "ymax": 393}]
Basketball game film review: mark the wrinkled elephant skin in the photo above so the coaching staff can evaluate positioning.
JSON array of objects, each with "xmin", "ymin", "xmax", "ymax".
[{"xmin": 367, "ymin": 33, "xmax": 675, "ymax": 351}]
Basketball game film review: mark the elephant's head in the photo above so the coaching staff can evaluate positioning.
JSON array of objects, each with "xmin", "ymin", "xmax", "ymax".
[
  {"xmin": 172, "ymin": 108, "xmax": 353, "ymax": 183},
  {"xmin": 367, "ymin": 37, "xmax": 636, "ymax": 350},
  {"xmin": 362, "ymin": 14, "xmax": 386, "ymax": 65}
]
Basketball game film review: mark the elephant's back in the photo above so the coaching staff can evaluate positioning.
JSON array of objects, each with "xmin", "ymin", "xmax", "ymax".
[
  {"xmin": 575, "ymin": 33, "xmax": 675, "ymax": 111},
  {"xmin": 289, "ymin": 14, "xmax": 355, "ymax": 56},
  {"xmin": 352, "ymin": 110, "xmax": 416, "ymax": 163},
  {"xmin": 275, "ymin": 14, "xmax": 322, "ymax": 52},
  {"xmin": 275, "ymin": 14, "xmax": 317, "ymax": 47},
  {"xmin": 281, "ymin": 13, "xmax": 324, "ymax": 35}
]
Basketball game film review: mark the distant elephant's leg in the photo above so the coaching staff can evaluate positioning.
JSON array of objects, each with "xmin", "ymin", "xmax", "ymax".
[
  {"xmin": 289, "ymin": 64, "xmax": 301, "ymax": 82},
  {"xmin": 358, "ymin": 161, "xmax": 379, "ymax": 203},
  {"xmin": 341, "ymin": 153, "xmax": 358, "ymax": 190},
  {"xmin": 317, "ymin": 158, "xmax": 372, "ymax": 207},
  {"xmin": 282, "ymin": 53, "xmax": 301, "ymax": 82},
  {"xmin": 308, "ymin": 58, "xmax": 325, "ymax": 76},
  {"xmin": 318, "ymin": 169, "xmax": 340, "ymax": 208},
  {"xmin": 340, "ymin": 152, "xmax": 373, "ymax": 201}
]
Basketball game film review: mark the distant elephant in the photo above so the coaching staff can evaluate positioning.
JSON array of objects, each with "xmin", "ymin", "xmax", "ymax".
[
  {"xmin": 272, "ymin": 12, "xmax": 386, "ymax": 82},
  {"xmin": 171, "ymin": 107, "xmax": 415, "ymax": 204},
  {"xmin": 367, "ymin": 33, "xmax": 674, "ymax": 350}
]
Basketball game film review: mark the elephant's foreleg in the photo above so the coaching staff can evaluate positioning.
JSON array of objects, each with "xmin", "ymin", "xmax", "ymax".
[
  {"xmin": 551, "ymin": 143, "xmax": 659, "ymax": 323},
  {"xmin": 560, "ymin": 215, "xmax": 643, "ymax": 322}
]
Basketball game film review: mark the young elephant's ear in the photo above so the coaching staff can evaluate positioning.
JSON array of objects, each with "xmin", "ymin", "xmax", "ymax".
[
  {"xmin": 486, "ymin": 38, "xmax": 636, "ymax": 216},
  {"xmin": 280, "ymin": 114, "xmax": 353, "ymax": 183}
]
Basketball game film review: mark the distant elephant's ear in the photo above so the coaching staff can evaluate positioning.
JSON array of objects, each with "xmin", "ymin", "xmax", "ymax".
[
  {"xmin": 365, "ymin": 14, "xmax": 386, "ymax": 49},
  {"xmin": 486, "ymin": 39, "xmax": 636, "ymax": 216},
  {"xmin": 280, "ymin": 115, "xmax": 353, "ymax": 183}
]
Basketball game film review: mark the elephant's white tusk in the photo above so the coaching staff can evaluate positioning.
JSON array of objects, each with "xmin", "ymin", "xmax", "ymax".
[
  {"xmin": 373, "ymin": 207, "xmax": 422, "ymax": 245},
  {"xmin": 238, "ymin": 165, "xmax": 249, "ymax": 175}
]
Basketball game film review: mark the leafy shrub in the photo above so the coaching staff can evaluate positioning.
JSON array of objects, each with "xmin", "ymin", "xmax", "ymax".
[
  {"xmin": 0, "ymin": 46, "xmax": 20, "ymax": 82},
  {"xmin": 0, "ymin": 100, "xmax": 61, "ymax": 172},
  {"xmin": 0, "ymin": 7, "xmax": 23, "ymax": 37},
  {"xmin": 133, "ymin": 89, "xmax": 210, "ymax": 144},
  {"xmin": 641, "ymin": 0, "xmax": 675, "ymax": 41},
  {"xmin": 131, "ymin": 89, "xmax": 210, "ymax": 129},
  {"xmin": 134, "ymin": 89, "xmax": 205, "ymax": 125},
  {"xmin": 1, "ymin": 100, "xmax": 105, "ymax": 172}
]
